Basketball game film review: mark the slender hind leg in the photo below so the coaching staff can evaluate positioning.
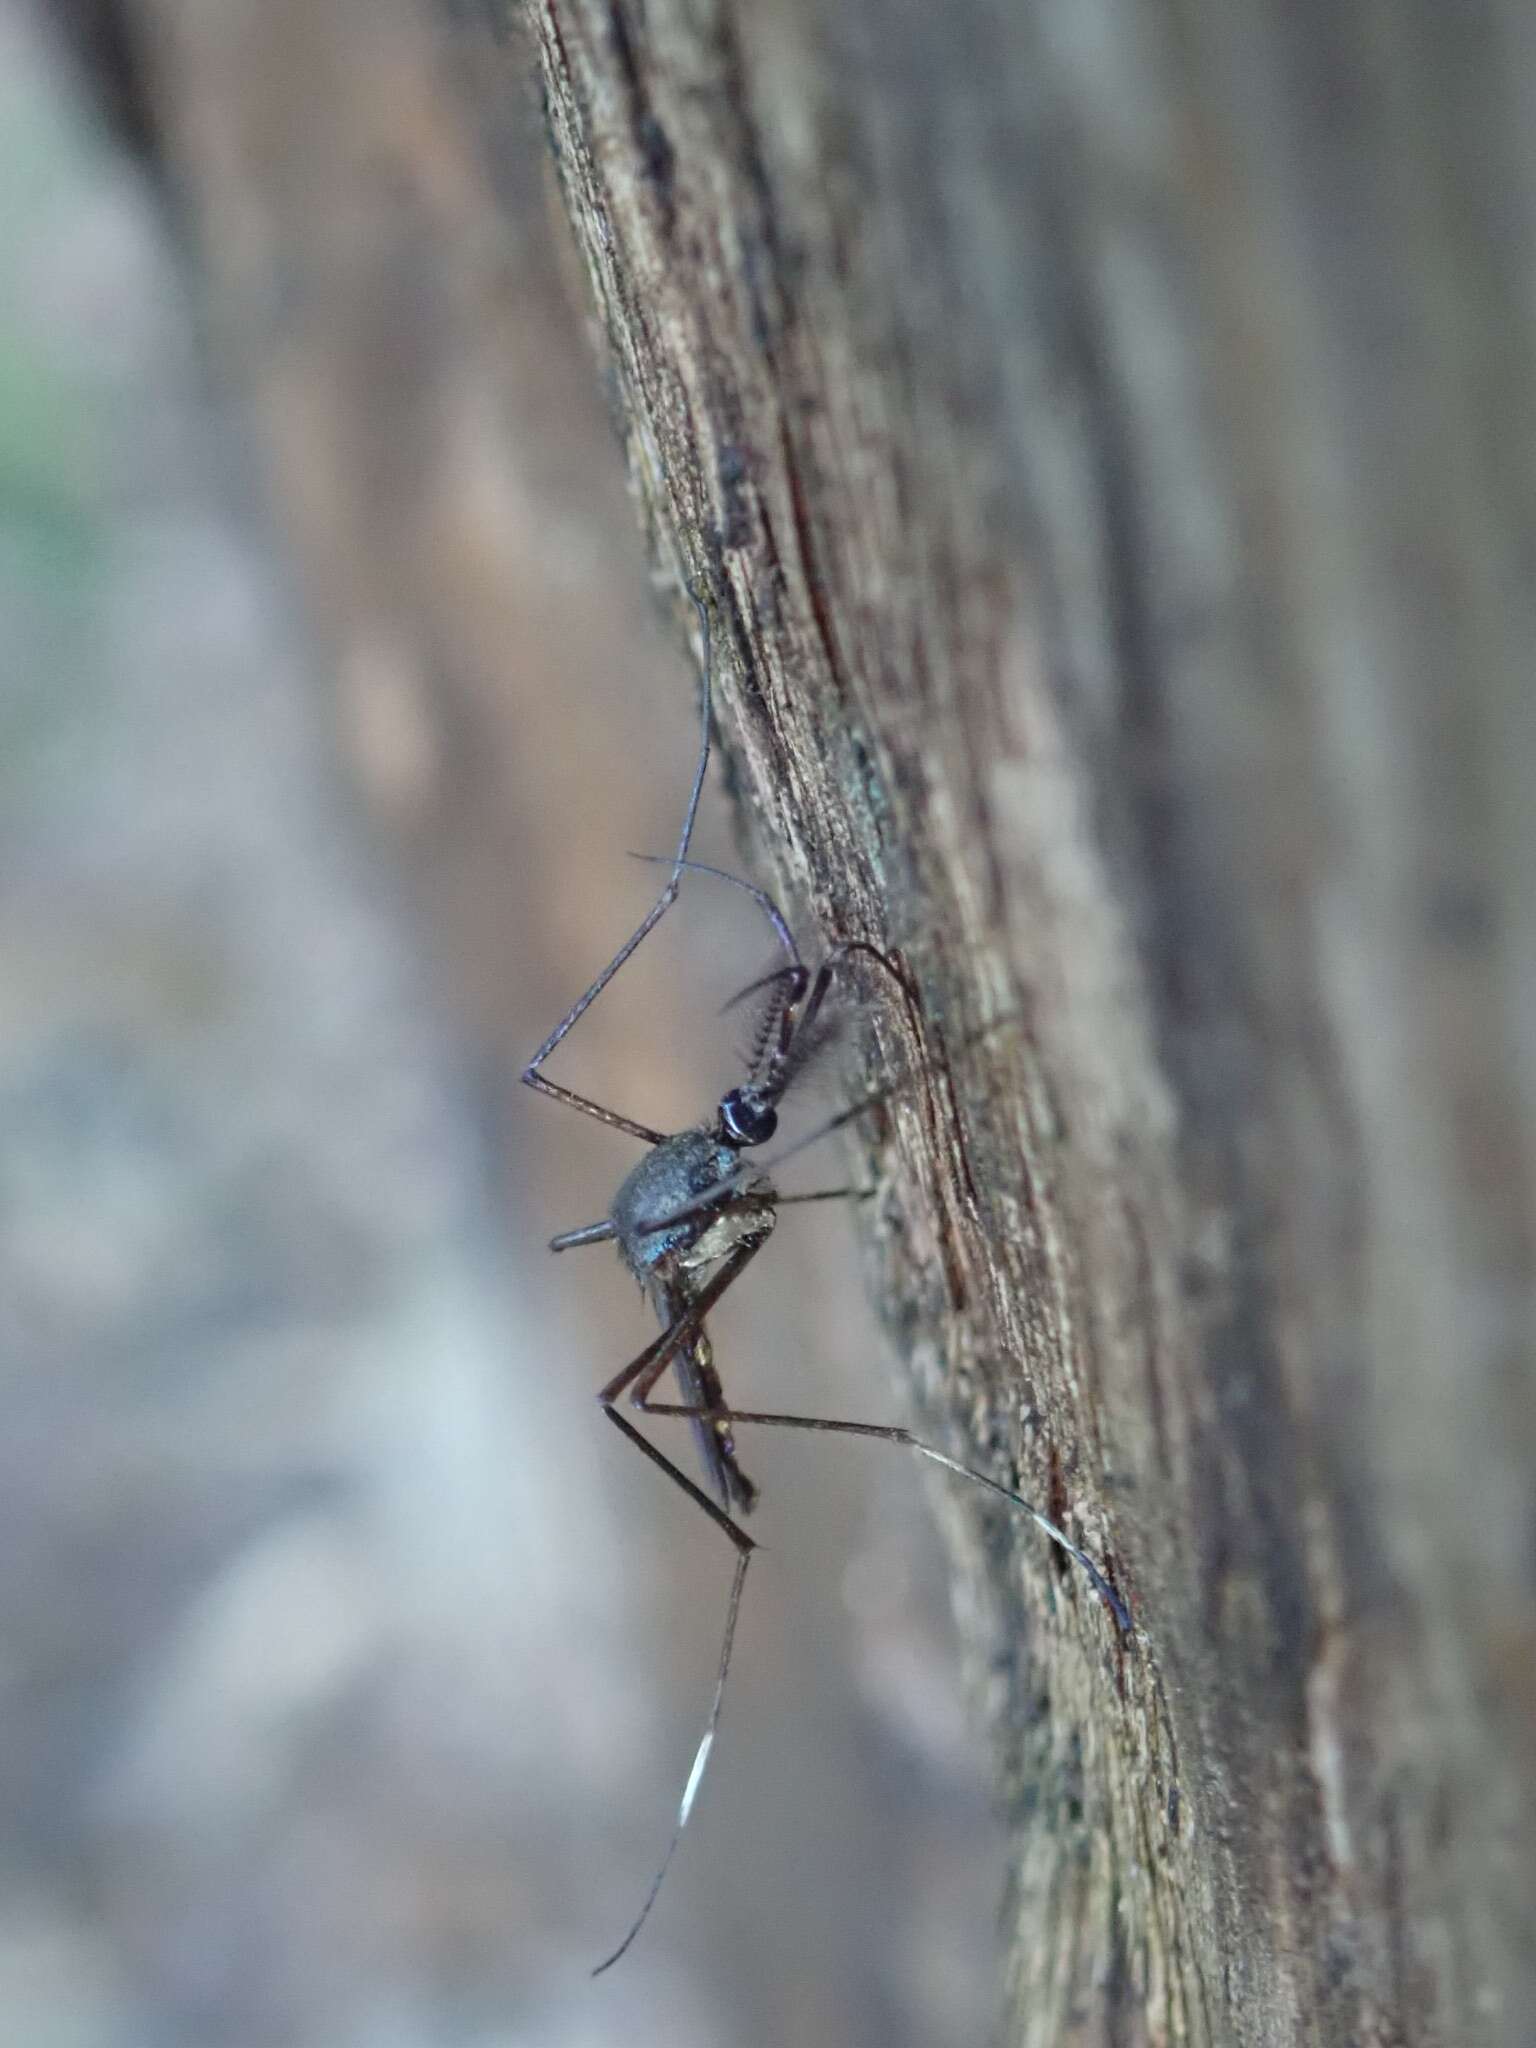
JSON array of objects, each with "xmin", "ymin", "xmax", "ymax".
[
  {"xmin": 596, "ymin": 1352, "xmax": 1130, "ymax": 1968},
  {"xmin": 593, "ymin": 1409, "xmax": 756, "ymax": 1976},
  {"xmin": 588, "ymin": 1241, "xmax": 769, "ymax": 1973},
  {"xmin": 636, "ymin": 1394, "xmax": 1132, "ymax": 1634}
]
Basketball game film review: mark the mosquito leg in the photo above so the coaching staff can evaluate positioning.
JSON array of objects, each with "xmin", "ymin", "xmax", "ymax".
[
  {"xmin": 520, "ymin": 590, "xmax": 713, "ymax": 1144},
  {"xmin": 758, "ymin": 1083, "xmax": 905, "ymax": 1174},
  {"xmin": 520, "ymin": 1074, "xmax": 668, "ymax": 1146},
  {"xmin": 592, "ymin": 1408, "xmax": 755, "ymax": 1977},
  {"xmin": 589, "ymin": 1234, "xmax": 767, "ymax": 1968},
  {"xmin": 548, "ymin": 1220, "xmax": 618, "ymax": 1253},
  {"xmin": 629, "ymin": 853, "xmax": 802, "ymax": 972},
  {"xmin": 591, "ymin": 1238, "xmax": 768, "ymax": 1517},
  {"xmin": 601, "ymin": 1239, "xmax": 765, "ymax": 1408},
  {"xmin": 775, "ymin": 1186, "xmax": 873, "ymax": 1207},
  {"xmin": 635, "ymin": 1398, "xmax": 1133, "ymax": 1635}
]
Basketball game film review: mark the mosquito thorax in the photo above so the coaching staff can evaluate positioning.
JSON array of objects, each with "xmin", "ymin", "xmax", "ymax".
[
  {"xmin": 718, "ymin": 1087, "xmax": 777, "ymax": 1149},
  {"xmin": 609, "ymin": 1125, "xmax": 774, "ymax": 1276}
]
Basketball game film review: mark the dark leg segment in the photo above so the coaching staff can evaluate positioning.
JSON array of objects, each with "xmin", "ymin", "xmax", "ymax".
[
  {"xmin": 588, "ymin": 1240, "xmax": 770, "ymax": 1970},
  {"xmin": 591, "ymin": 1416, "xmax": 755, "ymax": 1975},
  {"xmin": 598, "ymin": 1239, "xmax": 765, "ymax": 1409},
  {"xmin": 549, "ymin": 1219, "xmax": 618, "ymax": 1253},
  {"xmin": 636, "ymin": 1397, "xmax": 1133, "ymax": 1635}
]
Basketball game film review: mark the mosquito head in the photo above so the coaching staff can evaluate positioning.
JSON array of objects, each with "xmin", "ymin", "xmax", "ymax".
[{"xmin": 717, "ymin": 1085, "xmax": 778, "ymax": 1149}]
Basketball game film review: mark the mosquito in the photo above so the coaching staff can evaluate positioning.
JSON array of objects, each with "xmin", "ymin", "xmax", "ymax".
[{"xmin": 521, "ymin": 587, "xmax": 1132, "ymax": 1974}]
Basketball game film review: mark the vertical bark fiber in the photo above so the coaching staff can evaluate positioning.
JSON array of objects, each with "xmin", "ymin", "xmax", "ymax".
[{"xmin": 528, "ymin": 3, "xmax": 1536, "ymax": 2043}]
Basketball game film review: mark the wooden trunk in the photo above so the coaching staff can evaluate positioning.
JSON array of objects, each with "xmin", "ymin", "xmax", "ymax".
[{"xmin": 527, "ymin": 6, "xmax": 1536, "ymax": 2041}]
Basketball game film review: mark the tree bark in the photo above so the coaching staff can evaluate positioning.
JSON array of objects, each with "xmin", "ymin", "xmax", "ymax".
[{"xmin": 526, "ymin": 4, "xmax": 1536, "ymax": 2044}]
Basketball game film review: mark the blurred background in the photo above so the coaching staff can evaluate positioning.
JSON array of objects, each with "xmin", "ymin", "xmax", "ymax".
[{"xmin": 0, "ymin": 3, "xmax": 1010, "ymax": 2042}]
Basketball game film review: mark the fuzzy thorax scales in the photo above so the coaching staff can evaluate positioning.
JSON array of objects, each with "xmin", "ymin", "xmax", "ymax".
[{"xmin": 610, "ymin": 1125, "xmax": 776, "ymax": 1278}]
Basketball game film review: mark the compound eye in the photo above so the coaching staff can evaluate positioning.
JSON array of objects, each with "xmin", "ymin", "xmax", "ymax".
[{"xmin": 720, "ymin": 1089, "xmax": 778, "ymax": 1148}]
